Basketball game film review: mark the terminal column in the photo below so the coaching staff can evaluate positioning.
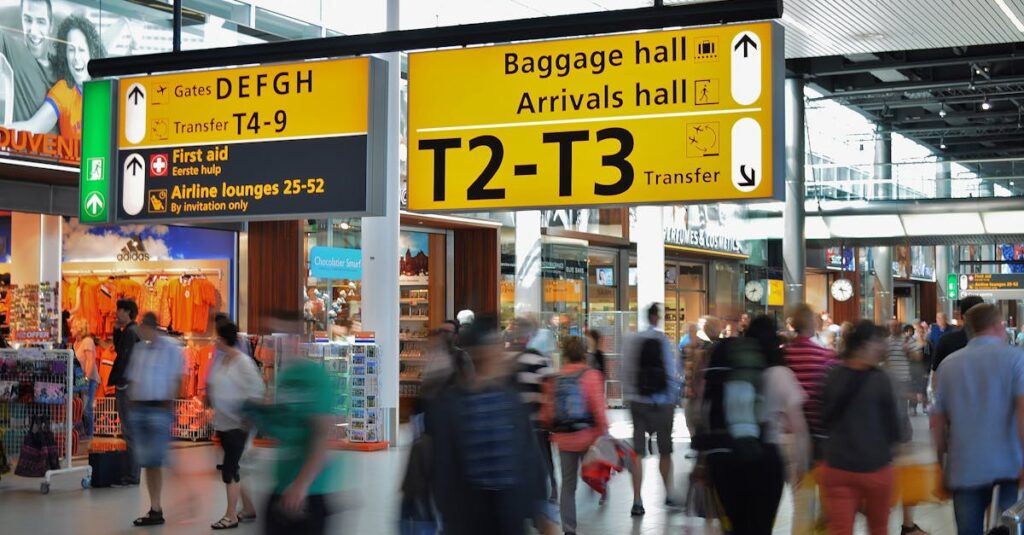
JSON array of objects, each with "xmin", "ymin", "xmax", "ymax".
[
  {"xmin": 873, "ymin": 246, "xmax": 894, "ymax": 323},
  {"xmin": 874, "ymin": 122, "xmax": 892, "ymax": 200},
  {"xmin": 514, "ymin": 211, "xmax": 543, "ymax": 315},
  {"xmin": 936, "ymin": 158, "xmax": 952, "ymax": 199},
  {"xmin": 10, "ymin": 214, "xmax": 62, "ymax": 337},
  {"xmin": 936, "ymin": 245, "xmax": 953, "ymax": 319},
  {"xmin": 636, "ymin": 206, "xmax": 665, "ymax": 330},
  {"xmin": 783, "ymin": 77, "xmax": 806, "ymax": 307}
]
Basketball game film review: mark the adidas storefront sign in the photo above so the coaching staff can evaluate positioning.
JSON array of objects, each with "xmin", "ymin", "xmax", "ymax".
[{"xmin": 116, "ymin": 236, "xmax": 151, "ymax": 262}]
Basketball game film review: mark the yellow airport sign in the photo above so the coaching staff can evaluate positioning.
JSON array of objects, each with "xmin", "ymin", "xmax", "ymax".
[
  {"xmin": 118, "ymin": 58, "xmax": 369, "ymax": 148},
  {"xmin": 408, "ymin": 22, "xmax": 783, "ymax": 211}
]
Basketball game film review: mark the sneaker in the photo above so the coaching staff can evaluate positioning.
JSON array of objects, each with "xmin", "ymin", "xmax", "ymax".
[
  {"xmin": 631, "ymin": 504, "xmax": 646, "ymax": 516},
  {"xmin": 901, "ymin": 524, "xmax": 929, "ymax": 535},
  {"xmin": 665, "ymin": 497, "xmax": 684, "ymax": 512}
]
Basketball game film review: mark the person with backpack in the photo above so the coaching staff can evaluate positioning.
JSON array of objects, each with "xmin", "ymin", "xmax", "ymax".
[
  {"xmin": 540, "ymin": 336, "xmax": 608, "ymax": 535},
  {"xmin": 820, "ymin": 320, "xmax": 907, "ymax": 535},
  {"xmin": 696, "ymin": 315, "xmax": 809, "ymax": 535},
  {"xmin": 511, "ymin": 316, "xmax": 558, "ymax": 503},
  {"xmin": 621, "ymin": 303, "xmax": 681, "ymax": 516}
]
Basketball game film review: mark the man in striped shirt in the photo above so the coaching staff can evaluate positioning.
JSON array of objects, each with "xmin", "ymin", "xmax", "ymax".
[
  {"xmin": 511, "ymin": 316, "xmax": 558, "ymax": 502},
  {"xmin": 784, "ymin": 304, "xmax": 837, "ymax": 535}
]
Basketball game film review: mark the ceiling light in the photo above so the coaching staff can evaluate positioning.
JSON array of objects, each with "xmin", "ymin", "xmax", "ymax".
[
  {"xmin": 940, "ymin": 138, "xmax": 946, "ymax": 149},
  {"xmin": 938, "ymin": 107, "xmax": 947, "ymax": 118},
  {"xmin": 982, "ymin": 98, "xmax": 992, "ymax": 110},
  {"xmin": 994, "ymin": 0, "xmax": 1024, "ymax": 32},
  {"xmin": 902, "ymin": 213, "xmax": 984, "ymax": 236},
  {"xmin": 339, "ymin": 222, "xmax": 351, "ymax": 230},
  {"xmin": 1011, "ymin": 182, "xmax": 1016, "ymax": 187}
]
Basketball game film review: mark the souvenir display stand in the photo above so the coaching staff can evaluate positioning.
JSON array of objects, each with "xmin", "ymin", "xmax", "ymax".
[{"xmin": 0, "ymin": 348, "xmax": 92, "ymax": 493}]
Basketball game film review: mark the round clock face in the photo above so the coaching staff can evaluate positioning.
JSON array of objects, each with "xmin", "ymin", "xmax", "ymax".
[
  {"xmin": 744, "ymin": 281, "xmax": 764, "ymax": 302},
  {"xmin": 831, "ymin": 278, "xmax": 854, "ymax": 302}
]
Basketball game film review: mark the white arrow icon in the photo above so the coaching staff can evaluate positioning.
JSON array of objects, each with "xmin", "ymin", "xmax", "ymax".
[
  {"xmin": 123, "ymin": 153, "xmax": 146, "ymax": 216},
  {"xmin": 85, "ymin": 191, "xmax": 105, "ymax": 217},
  {"xmin": 124, "ymin": 83, "xmax": 147, "ymax": 144}
]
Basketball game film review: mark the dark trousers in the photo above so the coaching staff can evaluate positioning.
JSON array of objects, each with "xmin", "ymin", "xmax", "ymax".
[
  {"xmin": 114, "ymin": 389, "xmax": 140, "ymax": 484},
  {"xmin": 264, "ymin": 493, "xmax": 331, "ymax": 535},
  {"xmin": 707, "ymin": 444, "xmax": 785, "ymax": 535},
  {"xmin": 534, "ymin": 428, "xmax": 557, "ymax": 501}
]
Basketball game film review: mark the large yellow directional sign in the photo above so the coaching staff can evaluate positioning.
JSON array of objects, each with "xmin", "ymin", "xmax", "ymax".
[
  {"xmin": 109, "ymin": 57, "xmax": 386, "ymax": 223},
  {"xmin": 408, "ymin": 22, "xmax": 783, "ymax": 211}
]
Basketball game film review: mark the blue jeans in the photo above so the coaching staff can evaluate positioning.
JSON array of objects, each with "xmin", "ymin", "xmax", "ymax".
[
  {"xmin": 84, "ymin": 380, "xmax": 98, "ymax": 436},
  {"xmin": 953, "ymin": 481, "xmax": 1019, "ymax": 535}
]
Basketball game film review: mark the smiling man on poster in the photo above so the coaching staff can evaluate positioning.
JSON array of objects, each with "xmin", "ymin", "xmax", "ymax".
[{"xmin": 0, "ymin": 0, "xmax": 57, "ymax": 127}]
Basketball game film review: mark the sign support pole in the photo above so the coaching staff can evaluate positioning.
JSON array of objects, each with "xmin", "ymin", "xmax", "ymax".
[
  {"xmin": 936, "ymin": 246, "xmax": 953, "ymax": 318},
  {"xmin": 783, "ymin": 77, "xmax": 806, "ymax": 308},
  {"xmin": 360, "ymin": 0, "xmax": 402, "ymax": 446},
  {"xmin": 514, "ymin": 211, "xmax": 543, "ymax": 315},
  {"xmin": 637, "ymin": 206, "xmax": 665, "ymax": 330}
]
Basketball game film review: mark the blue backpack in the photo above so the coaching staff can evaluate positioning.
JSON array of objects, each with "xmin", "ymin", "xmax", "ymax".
[{"xmin": 551, "ymin": 370, "xmax": 595, "ymax": 433}]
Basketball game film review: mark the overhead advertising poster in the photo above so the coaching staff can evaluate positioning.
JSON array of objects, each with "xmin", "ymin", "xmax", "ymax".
[
  {"xmin": 80, "ymin": 56, "xmax": 387, "ymax": 223},
  {"xmin": 408, "ymin": 22, "xmax": 784, "ymax": 211},
  {"xmin": 999, "ymin": 244, "xmax": 1024, "ymax": 274},
  {"xmin": 0, "ymin": 0, "xmax": 112, "ymax": 166},
  {"xmin": 910, "ymin": 245, "xmax": 935, "ymax": 281},
  {"xmin": 825, "ymin": 246, "xmax": 854, "ymax": 271}
]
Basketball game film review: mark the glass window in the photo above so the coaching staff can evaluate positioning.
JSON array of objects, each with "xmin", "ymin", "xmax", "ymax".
[
  {"xmin": 399, "ymin": 0, "xmax": 652, "ymax": 31},
  {"xmin": 543, "ymin": 209, "xmax": 625, "ymax": 238},
  {"xmin": 304, "ymin": 218, "xmax": 363, "ymax": 339}
]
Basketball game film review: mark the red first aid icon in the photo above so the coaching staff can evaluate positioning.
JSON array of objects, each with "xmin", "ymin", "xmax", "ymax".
[{"xmin": 150, "ymin": 153, "xmax": 169, "ymax": 177}]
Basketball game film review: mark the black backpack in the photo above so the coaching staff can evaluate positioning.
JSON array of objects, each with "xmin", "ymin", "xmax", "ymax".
[
  {"xmin": 637, "ymin": 337, "xmax": 668, "ymax": 396},
  {"xmin": 692, "ymin": 338, "xmax": 767, "ymax": 461}
]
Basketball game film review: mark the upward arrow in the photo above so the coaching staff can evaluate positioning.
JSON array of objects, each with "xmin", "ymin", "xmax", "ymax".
[
  {"xmin": 128, "ymin": 85, "xmax": 145, "ymax": 105},
  {"xmin": 127, "ymin": 155, "xmax": 144, "ymax": 174},
  {"xmin": 733, "ymin": 33, "xmax": 758, "ymax": 58}
]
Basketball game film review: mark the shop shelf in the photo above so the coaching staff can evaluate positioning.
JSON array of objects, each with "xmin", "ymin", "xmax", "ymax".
[{"xmin": 400, "ymin": 316, "xmax": 430, "ymax": 321}]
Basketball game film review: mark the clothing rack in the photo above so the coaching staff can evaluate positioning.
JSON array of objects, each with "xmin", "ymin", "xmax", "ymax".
[{"xmin": 62, "ymin": 268, "xmax": 222, "ymax": 279}]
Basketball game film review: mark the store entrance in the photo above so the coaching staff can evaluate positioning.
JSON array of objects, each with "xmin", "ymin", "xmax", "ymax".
[{"xmin": 664, "ymin": 261, "xmax": 707, "ymax": 345}]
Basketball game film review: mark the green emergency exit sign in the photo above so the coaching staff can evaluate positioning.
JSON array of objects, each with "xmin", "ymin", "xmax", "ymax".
[
  {"xmin": 947, "ymin": 273, "xmax": 958, "ymax": 300},
  {"xmin": 80, "ymin": 79, "xmax": 115, "ymax": 223}
]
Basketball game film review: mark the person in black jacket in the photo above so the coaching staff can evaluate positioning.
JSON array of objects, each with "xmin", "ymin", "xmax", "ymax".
[
  {"xmin": 109, "ymin": 298, "xmax": 141, "ymax": 485},
  {"xmin": 588, "ymin": 329, "xmax": 607, "ymax": 377}
]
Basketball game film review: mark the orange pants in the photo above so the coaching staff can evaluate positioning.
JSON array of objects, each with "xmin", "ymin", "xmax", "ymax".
[{"xmin": 819, "ymin": 463, "xmax": 894, "ymax": 535}]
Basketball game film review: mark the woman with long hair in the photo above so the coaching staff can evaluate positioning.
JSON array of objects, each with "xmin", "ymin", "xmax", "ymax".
[
  {"xmin": 819, "ymin": 320, "xmax": 907, "ymax": 535},
  {"xmin": 72, "ymin": 318, "xmax": 99, "ymax": 436}
]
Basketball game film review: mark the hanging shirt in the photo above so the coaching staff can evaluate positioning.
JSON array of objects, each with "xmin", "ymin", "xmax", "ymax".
[{"xmin": 190, "ymin": 278, "xmax": 219, "ymax": 334}]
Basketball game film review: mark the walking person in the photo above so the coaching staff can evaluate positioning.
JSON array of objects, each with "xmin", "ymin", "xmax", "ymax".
[
  {"xmin": 425, "ymin": 319, "xmax": 545, "ymax": 535},
  {"xmin": 109, "ymin": 298, "xmax": 141, "ymax": 485},
  {"xmin": 931, "ymin": 296, "xmax": 985, "ymax": 385},
  {"xmin": 510, "ymin": 317, "xmax": 558, "ymax": 503},
  {"xmin": 588, "ymin": 329, "xmax": 607, "ymax": 377},
  {"xmin": 208, "ymin": 320, "xmax": 265, "ymax": 529},
  {"xmin": 127, "ymin": 312, "xmax": 184, "ymax": 527},
  {"xmin": 884, "ymin": 321, "xmax": 929, "ymax": 535},
  {"xmin": 931, "ymin": 303, "xmax": 1024, "ymax": 535},
  {"xmin": 72, "ymin": 318, "xmax": 100, "ymax": 436},
  {"xmin": 819, "ymin": 320, "xmax": 908, "ymax": 535},
  {"xmin": 698, "ymin": 315, "xmax": 809, "ymax": 535},
  {"xmin": 622, "ymin": 303, "xmax": 681, "ymax": 516},
  {"xmin": 541, "ymin": 336, "xmax": 608, "ymax": 535},
  {"xmin": 783, "ymin": 303, "xmax": 837, "ymax": 534}
]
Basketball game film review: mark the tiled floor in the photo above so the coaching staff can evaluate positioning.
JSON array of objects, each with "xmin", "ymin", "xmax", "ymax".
[{"xmin": 0, "ymin": 410, "xmax": 957, "ymax": 534}]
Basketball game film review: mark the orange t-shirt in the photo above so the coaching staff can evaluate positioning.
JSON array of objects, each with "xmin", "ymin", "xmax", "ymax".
[
  {"xmin": 45, "ymin": 81, "xmax": 83, "ymax": 139},
  {"xmin": 77, "ymin": 277, "xmax": 104, "ymax": 338},
  {"xmin": 190, "ymin": 278, "xmax": 219, "ymax": 334},
  {"xmin": 166, "ymin": 277, "xmax": 196, "ymax": 334}
]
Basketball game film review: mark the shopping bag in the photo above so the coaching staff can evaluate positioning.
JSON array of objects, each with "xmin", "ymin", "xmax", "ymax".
[
  {"xmin": 894, "ymin": 463, "xmax": 948, "ymax": 505},
  {"xmin": 14, "ymin": 417, "xmax": 54, "ymax": 477}
]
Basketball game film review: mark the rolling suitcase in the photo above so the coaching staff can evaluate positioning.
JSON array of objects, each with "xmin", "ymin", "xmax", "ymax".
[{"xmin": 990, "ymin": 498, "xmax": 1024, "ymax": 535}]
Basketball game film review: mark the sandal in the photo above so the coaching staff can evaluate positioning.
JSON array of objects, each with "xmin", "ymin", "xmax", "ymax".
[
  {"xmin": 211, "ymin": 517, "xmax": 239, "ymax": 530},
  {"xmin": 237, "ymin": 512, "xmax": 257, "ymax": 523},
  {"xmin": 133, "ymin": 510, "xmax": 165, "ymax": 526}
]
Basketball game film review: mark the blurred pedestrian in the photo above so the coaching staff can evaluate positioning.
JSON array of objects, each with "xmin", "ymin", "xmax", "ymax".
[
  {"xmin": 784, "ymin": 304, "xmax": 837, "ymax": 535},
  {"xmin": 883, "ymin": 322, "xmax": 928, "ymax": 535},
  {"xmin": 932, "ymin": 303, "xmax": 1024, "ymax": 535},
  {"xmin": 510, "ymin": 317, "xmax": 558, "ymax": 503},
  {"xmin": 110, "ymin": 298, "xmax": 141, "ymax": 485},
  {"xmin": 208, "ymin": 320, "xmax": 264, "ymax": 529},
  {"xmin": 127, "ymin": 312, "xmax": 184, "ymax": 527},
  {"xmin": 425, "ymin": 319, "xmax": 545, "ymax": 535},
  {"xmin": 683, "ymin": 316, "xmax": 719, "ymax": 438},
  {"xmin": 246, "ymin": 310, "xmax": 342, "ymax": 535},
  {"xmin": 903, "ymin": 324, "xmax": 926, "ymax": 415},
  {"xmin": 588, "ymin": 328, "xmax": 607, "ymax": 377},
  {"xmin": 622, "ymin": 304, "xmax": 681, "ymax": 515},
  {"xmin": 930, "ymin": 296, "xmax": 985, "ymax": 388},
  {"xmin": 698, "ymin": 315, "xmax": 808, "ymax": 535},
  {"xmin": 541, "ymin": 336, "xmax": 608, "ymax": 535},
  {"xmin": 819, "ymin": 320, "xmax": 907, "ymax": 535},
  {"xmin": 420, "ymin": 319, "xmax": 470, "ymax": 399}
]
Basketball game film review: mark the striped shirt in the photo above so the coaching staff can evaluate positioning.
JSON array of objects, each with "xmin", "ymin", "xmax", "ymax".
[
  {"xmin": 461, "ymin": 390, "xmax": 519, "ymax": 489},
  {"xmin": 884, "ymin": 337, "xmax": 913, "ymax": 389},
  {"xmin": 784, "ymin": 336, "xmax": 837, "ymax": 438},
  {"xmin": 516, "ymin": 349, "xmax": 555, "ymax": 423}
]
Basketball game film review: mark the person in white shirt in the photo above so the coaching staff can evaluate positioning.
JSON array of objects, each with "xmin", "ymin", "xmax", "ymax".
[{"xmin": 208, "ymin": 320, "xmax": 265, "ymax": 530}]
